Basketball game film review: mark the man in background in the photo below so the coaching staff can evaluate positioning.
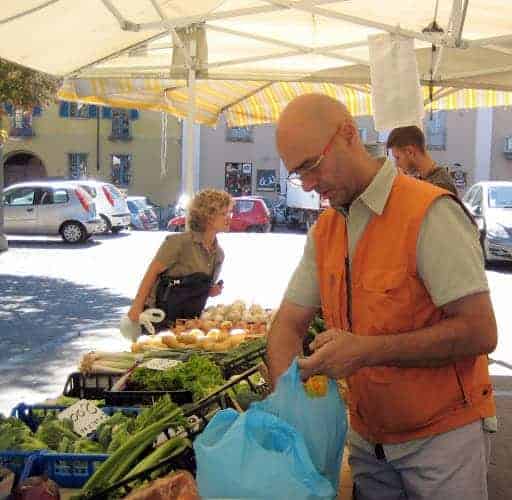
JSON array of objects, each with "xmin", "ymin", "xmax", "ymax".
[{"xmin": 386, "ymin": 125, "xmax": 458, "ymax": 194}]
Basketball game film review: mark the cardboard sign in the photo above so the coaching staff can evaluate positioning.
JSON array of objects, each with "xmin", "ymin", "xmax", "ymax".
[
  {"xmin": 58, "ymin": 400, "xmax": 109, "ymax": 437},
  {"xmin": 140, "ymin": 358, "xmax": 182, "ymax": 371}
]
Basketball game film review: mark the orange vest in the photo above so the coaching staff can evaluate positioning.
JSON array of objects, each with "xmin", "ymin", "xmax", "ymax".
[{"xmin": 314, "ymin": 173, "xmax": 495, "ymax": 444}]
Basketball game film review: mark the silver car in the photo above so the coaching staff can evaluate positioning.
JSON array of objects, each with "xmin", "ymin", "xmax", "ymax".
[
  {"xmin": 63, "ymin": 180, "xmax": 131, "ymax": 234},
  {"xmin": 463, "ymin": 181, "xmax": 512, "ymax": 263},
  {"xmin": 3, "ymin": 181, "xmax": 101, "ymax": 243}
]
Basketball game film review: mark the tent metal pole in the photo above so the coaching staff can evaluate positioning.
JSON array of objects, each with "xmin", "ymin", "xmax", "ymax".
[
  {"xmin": 185, "ymin": 65, "xmax": 196, "ymax": 199},
  {"xmin": 134, "ymin": 0, "xmax": 339, "ymax": 32}
]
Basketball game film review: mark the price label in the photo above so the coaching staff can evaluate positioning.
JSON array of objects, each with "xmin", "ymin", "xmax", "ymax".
[
  {"xmin": 140, "ymin": 358, "xmax": 182, "ymax": 371},
  {"xmin": 58, "ymin": 400, "xmax": 109, "ymax": 437}
]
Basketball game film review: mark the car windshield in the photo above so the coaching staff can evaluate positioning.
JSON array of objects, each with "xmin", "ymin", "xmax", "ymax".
[
  {"xmin": 130, "ymin": 199, "xmax": 147, "ymax": 209},
  {"xmin": 488, "ymin": 186, "xmax": 512, "ymax": 208},
  {"xmin": 127, "ymin": 201, "xmax": 138, "ymax": 214}
]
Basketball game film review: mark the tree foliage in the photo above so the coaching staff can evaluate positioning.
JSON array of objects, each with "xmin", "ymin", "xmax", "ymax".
[{"xmin": 0, "ymin": 58, "xmax": 60, "ymax": 110}]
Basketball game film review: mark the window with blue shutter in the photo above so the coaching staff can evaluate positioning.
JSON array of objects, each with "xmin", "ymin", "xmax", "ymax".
[
  {"xmin": 33, "ymin": 106, "xmax": 42, "ymax": 117},
  {"xmin": 111, "ymin": 109, "xmax": 131, "ymax": 140},
  {"xmin": 102, "ymin": 106, "xmax": 112, "ymax": 119},
  {"xmin": 59, "ymin": 101, "xmax": 70, "ymax": 117},
  {"xmin": 69, "ymin": 102, "xmax": 90, "ymax": 118},
  {"xmin": 130, "ymin": 109, "xmax": 139, "ymax": 120},
  {"xmin": 4, "ymin": 103, "xmax": 14, "ymax": 115},
  {"xmin": 69, "ymin": 153, "xmax": 88, "ymax": 179},
  {"xmin": 88, "ymin": 105, "xmax": 98, "ymax": 118}
]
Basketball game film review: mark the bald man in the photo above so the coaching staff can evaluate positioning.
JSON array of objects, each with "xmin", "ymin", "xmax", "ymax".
[{"xmin": 267, "ymin": 94, "xmax": 496, "ymax": 500}]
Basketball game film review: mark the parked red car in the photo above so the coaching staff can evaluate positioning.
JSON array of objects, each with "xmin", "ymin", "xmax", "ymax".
[{"xmin": 167, "ymin": 196, "xmax": 272, "ymax": 233}]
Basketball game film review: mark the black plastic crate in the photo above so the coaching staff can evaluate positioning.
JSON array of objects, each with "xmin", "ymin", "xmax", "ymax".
[
  {"xmin": 63, "ymin": 372, "xmax": 123, "ymax": 400},
  {"xmin": 180, "ymin": 364, "xmax": 270, "ymax": 437},
  {"xmin": 104, "ymin": 389, "xmax": 193, "ymax": 407},
  {"xmin": 217, "ymin": 341, "xmax": 267, "ymax": 378}
]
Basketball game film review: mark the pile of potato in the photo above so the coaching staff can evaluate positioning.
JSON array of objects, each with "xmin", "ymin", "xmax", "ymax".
[{"xmin": 131, "ymin": 301, "xmax": 274, "ymax": 353}]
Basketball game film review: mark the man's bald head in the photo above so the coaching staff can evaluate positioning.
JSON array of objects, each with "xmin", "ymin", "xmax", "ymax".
[
  {"xmin": 276, "ymin": 93, "xmax": 357, "ymax": 172},
  {"xmin": 276, "ymin": 93, "xmax": 380, "ymax": 207}
]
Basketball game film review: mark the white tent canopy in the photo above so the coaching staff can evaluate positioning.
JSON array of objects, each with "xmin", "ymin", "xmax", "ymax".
[
  {"xmin": 1, "ymin": 1, "xmax": 512, "ymax": 90},
  {"xmin": 2, "ymin": 0, "xmax": 512, "ymax": 198}
]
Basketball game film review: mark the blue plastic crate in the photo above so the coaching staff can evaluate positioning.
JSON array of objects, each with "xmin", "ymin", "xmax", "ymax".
[
  {"xmin": 0, "ymin": 450, "xmax": 36, "ymax": 478},
  {"xmin": 11, "ymin": 402, "xmax": 141, "ymax": 432},
  {"xmin": 19, "ymin": 451, "xmax": 108, "ymax": 489}
]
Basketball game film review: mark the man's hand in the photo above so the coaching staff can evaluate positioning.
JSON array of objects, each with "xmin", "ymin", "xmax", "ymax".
[{"xmin": 298, "ymin": 329, "xmax": 369, "ymax": 380}]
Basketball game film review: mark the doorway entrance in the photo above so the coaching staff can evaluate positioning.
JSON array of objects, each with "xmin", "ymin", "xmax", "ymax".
[{"xmin": 3, "ymin": 152, "xmax": 47, "ymax": 187}]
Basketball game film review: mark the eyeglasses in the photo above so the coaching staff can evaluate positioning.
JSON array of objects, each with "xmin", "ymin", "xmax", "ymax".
[{"xmin": 287, "ymin": 126, "xmax": 340, "ymax": 187}]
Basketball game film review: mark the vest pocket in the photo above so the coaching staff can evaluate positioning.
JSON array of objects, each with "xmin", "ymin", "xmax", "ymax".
[
  {"xmin": 352, "ymin": 365, "xmax": 467, "ymax": 434},
  {"xmin": 356, "ymin": 268, "xmax": 412, "ymax": 333}
]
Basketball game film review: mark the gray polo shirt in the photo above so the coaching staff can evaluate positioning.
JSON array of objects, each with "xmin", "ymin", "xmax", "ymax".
[{"xmin": 284, "ymin": 159, "xmax": 493, "ymax": 455}]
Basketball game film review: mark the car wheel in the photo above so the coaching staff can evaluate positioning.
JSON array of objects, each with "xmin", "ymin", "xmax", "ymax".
[
  {"xmin": 97, "ymin": 215, "xmax": 112, "ymax": 234},
  {"xmin": 247, "ymin": 225, "xmax": 260, "ymax": 233},
  {"xmin": 111, "ymin": 227, "xmax": 123, "ymax": 235},
  {"xmin": 61, "ymin": 222, "xmax": 86, "ymax": 243},
  {"xmin": 174, "ymin": 224, "xmax": 185, "ymax": 232}
]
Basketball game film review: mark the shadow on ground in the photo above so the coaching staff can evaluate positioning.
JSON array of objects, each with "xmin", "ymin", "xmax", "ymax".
[
  {"xmin": 0, "ymin": 274, "xmax": 131, "ymax": 409},
  {"xmin": 7, "ymin": 239, "xmax": 102, "ymax": 249}
]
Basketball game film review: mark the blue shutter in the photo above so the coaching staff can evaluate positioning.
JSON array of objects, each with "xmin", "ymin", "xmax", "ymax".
[
  {"xmin": 59, "ymin": 101, "xmax": 70, "ymax": 117},
  {"xmin": 4, "ymin": 103, "xmax": 13, "ymax": 115},
  {"xmin": 102, "ymin": 106, "xmax": 112, "ymax": 119},
  {"xmin": 130, "ymin": 109, "xmax": 139, "ymax": 120},
  {"xmin": 33, "ymin": 106, "xmax": 42, "ymax": 117},
  {"xmin": 88, "ymin": 105, "xmax": 98, "ymax": 118}
]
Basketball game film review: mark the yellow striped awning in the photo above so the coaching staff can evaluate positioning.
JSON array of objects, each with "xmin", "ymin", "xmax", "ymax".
[{"xmin": 59, "ymin": 79, "xmax": 512, "ymax": 127}]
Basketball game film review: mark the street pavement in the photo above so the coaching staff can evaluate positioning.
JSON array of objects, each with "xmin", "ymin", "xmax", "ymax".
[
  {"xmin": 0, "ymin": 229, "xmax": 511, "ymax": 497},
  {"xmin": 0, "ymin": 230, "xmax": 306, "ymax": 413}
]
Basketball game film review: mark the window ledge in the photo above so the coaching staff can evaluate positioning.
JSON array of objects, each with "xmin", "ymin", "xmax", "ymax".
[
  {"xmin": 109, "ymin": 135, "xmax": 133, "ymax": 142},
  {"xmin": 9, "ymin": 128, "xmax": 35, "ymax": 138}
]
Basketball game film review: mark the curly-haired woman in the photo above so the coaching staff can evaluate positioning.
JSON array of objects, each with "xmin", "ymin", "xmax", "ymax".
[{"xmin": 127, "ymin": 189, "xmax": 232, "ymax": 326}]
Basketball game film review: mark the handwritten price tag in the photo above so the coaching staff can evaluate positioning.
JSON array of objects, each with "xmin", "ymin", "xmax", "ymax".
[
  {"xmin": 58, "ymin": 400, "xmax": 109, "ymax": 437},
  {"xmin": 140, "ymin": 358, "xmax": 182, "ymax": 371}
]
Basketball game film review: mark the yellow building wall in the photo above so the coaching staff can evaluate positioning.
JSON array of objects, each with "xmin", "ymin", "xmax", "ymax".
[{"xmin": 3, "ymin": 103, "xmax": 182, "ymax": 207}]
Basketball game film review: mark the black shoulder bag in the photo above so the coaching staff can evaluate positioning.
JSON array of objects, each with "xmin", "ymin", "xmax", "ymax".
[{"xmin": 155, "ymin": 272, "xmax": 212, "ymax": 325}]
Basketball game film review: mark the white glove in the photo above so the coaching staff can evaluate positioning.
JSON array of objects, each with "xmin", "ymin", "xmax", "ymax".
[
  {"xmin": 139, "ymin": 308, "xmax": 166, "ymax": 335},
  {"xmin": 119, "ymin": 315, "xmax": 142, "ymax": 342},
  {"xmin": 119, "ymin": 309, "xmax": 165, "ymax": 341}
]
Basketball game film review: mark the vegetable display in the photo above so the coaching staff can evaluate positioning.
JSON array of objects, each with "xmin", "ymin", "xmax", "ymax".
[
  {"xmin": 0, "ymin": 417, "xmax": 47, "ymax": 451},
  {"xmin": 129, "ymin": 355, "xmax": 225, "ymax": 401},
  {"xmin": 81, "ymin": 396, "xmax": 186, "ymax": 496}
]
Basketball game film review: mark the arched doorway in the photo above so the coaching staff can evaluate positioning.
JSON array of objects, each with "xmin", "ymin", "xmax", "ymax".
[{"xmin": 3, "ymin": 151, "xmax": 47, "ymax": 187}]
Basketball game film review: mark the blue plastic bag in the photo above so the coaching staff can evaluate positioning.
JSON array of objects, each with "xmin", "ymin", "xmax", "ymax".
[
  {"xmin": 194, "ymin": 359, "xmax": 347, "ymax": 499},
  {"xmin": 253, "ymin": 358, "xmax": 347, "ymax": 490},
  {"xmin": 194, "ymin": 408, "xmax": 335, "ymax": 499}
]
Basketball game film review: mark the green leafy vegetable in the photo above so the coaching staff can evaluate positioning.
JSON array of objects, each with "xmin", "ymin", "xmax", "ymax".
[
  {"xmin": 0, "ymin": 417, "xmax": 46, "ymax": 451},
  {"xmin": 130, "ymin": 354, "xmax": 224, "ymax": 401},
  {"xmin": 35, "ymin": 416, "xmax": 80, "ymax": 451}
]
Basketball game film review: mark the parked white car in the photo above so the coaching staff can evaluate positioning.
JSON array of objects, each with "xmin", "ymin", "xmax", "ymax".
[
  {"xmin": 62, "ymin": 180, "xmax": 131, "ymax": 234},
  {"xmin": 3, "ymin": 181, "xmax": 101, "ymax": 243},
  {"xmin": 463, "ymin": 181, "xmax": 512, "ymax": 263}
]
